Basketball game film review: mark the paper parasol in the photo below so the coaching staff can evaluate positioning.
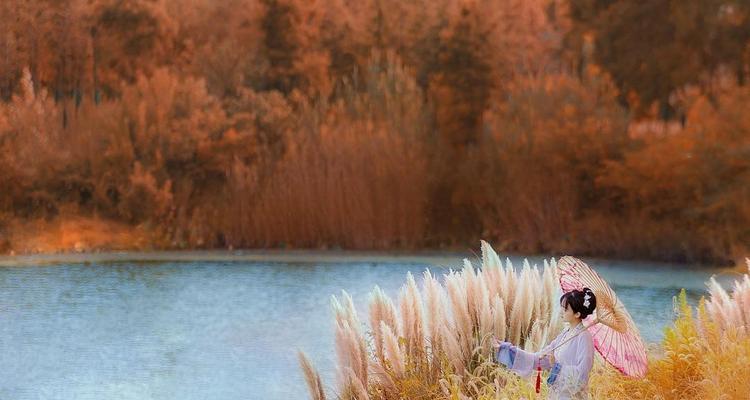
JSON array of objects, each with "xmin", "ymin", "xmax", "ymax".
[{"xmin": 557, "ymin": 256, "xmax": 648, "ymax": 378}]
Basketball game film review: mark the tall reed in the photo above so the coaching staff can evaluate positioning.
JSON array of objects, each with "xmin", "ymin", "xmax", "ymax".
[
  {"xmin": 299, "ymin": 241, "xmax": 562, "ymax": 399},
  {"xmin": 704, "ymin": 258, "xmax": 750, "ymax": 335},
  {"xmin": 590, "ymin": 287, "xmax": 750, "ymax": 400},
  {"xmin": 237, "ymin": 51, "xmax": 431, "ymax": 250}
]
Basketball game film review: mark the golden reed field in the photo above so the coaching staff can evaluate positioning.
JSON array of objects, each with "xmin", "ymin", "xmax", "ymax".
[{"xmin": 299, "ymin": 242, "xmax": 750, "ymax": 399}]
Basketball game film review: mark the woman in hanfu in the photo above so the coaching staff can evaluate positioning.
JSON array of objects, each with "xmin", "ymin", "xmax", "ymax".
[{"xmin": 493, "ymin": 288, "xmax": 597, "ymax": 400}]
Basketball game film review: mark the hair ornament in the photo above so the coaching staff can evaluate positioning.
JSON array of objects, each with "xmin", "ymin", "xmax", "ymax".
[{"xmin": 583, "ymin": 293, "xmax": 591, "ymax": 308}]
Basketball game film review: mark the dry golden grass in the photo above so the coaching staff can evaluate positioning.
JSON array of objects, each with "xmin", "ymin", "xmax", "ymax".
[
  {"xmin": 230, "ymin": 51, "xmax": 431, "ymax": 250},
  {"xmin": 4, "ymin": 212, "xmax": 160, "ymax": 254},
  {"xmin": 590, "ymin": 289, "xmax": 750, "ymax": 400}
]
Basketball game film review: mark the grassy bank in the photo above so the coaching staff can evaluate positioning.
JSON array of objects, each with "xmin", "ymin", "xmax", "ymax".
[
  {"xmin": 0, "ymin": 214, "xmax": 163, "ymax": 255},
  {"xmin": 2, "ymin": 214, "xmax": 747, "ymax": 270}
]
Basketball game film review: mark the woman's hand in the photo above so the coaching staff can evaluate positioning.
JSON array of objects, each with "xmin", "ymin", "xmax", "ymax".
[
  {"xmin": 492, "ymin": 338, "xmax": 512, "ymax": 350},
  {"xmin": 547, "ymin": 353, "xmax": 556, "ymax": 366}
]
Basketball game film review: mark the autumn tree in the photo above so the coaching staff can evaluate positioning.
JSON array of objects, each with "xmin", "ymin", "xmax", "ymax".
[
  {"xmin": 0, "ymin": 0, "xmax": 747, "ymax": 262},
  {"xmin": 258, "ymin": 0, "xmax": 330, "ymax": 96},
  {"xmin": 0, "ymin": 69, "xmax": 66, "ymax": 218},
  {"xmin": 567, "ymin": 0, "xmax": 750, "ymax": 118},
  {"xmin": 0, "ymin": 2, "xmax": 24, "ymax": 100},
  {"xmin": 178, "ymin": 0, "xmax": 265, "ymax": 98},
  {"xmin": 47, "ymin": 0, "xmax": 92, "ymax": 127},
  {"xmin": 494, "ymin": 0, "xmax": 562, "ymax": 82},
  {"xmin": 470, "ymin": 68, "xmax": 629, "ymax": 253},
  {"xmin": 424, "ymin": 0, "xmax": 499, "ymax": 241},
  {"xmin": 599, "ymin": 82, "xmax": 750, "ymax": 262},
  {"xmin": 87, "ymin": 0, "xmax": 180, "ymax": 97},
  {"xmin": 0, "ymin": 1, "xmax": 67, "ymax": 101},
  {"xmin": 314, "ymin": 0, "xmax": 370, "ymax": 82}
]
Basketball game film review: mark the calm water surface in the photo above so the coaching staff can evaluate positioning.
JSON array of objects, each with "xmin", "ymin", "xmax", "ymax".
[{"xmin": 0, "ymin": 256, "xmax": 738, "ymax": 399}]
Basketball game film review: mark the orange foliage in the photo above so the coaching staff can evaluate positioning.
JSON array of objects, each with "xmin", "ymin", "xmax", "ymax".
[
  {"xmin": 4, "ymin": 213, "xmax": 159, "ymax": 254},
  {"xmin": 221, "ymin": 52, "xmax": 431, "ymax": 249},
  {"xmin": 468, "ymin": 68, "xmax": 629, "ymax": 254},
  {"xmin": 599, "ymin": 83, "xmax": 750, "ymax": 263},
  {"xmin": 0, "ymin": 0, "xmax": 747, "ymax": 262}
]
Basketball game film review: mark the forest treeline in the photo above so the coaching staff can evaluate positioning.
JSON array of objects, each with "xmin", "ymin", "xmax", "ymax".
[{"xmin": 0, "ymin": 0, "xmax": 748, "ymax": 263}]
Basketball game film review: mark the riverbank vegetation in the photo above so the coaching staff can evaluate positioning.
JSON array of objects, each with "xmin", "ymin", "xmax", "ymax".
[
  {"xmin": 299, "ymin": 243, "xmax": 750, "ymax": 399},
  {"xmin": 1, "ymin": 0, "xmax": 749, "ymax": 263}
]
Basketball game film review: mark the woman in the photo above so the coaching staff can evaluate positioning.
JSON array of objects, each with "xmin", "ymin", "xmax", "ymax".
[{"xmin": 493, "ymin": 288, "xmax": 597, "ymax": 400}]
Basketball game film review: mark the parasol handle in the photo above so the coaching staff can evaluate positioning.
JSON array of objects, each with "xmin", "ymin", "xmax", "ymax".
[
  {"xmin": 540, "ymin": 308, "xmax": 613, "ymax": 357},
  {"xmin": 539, "ymin": 320, "xmax": 598, "ymax": 359}
]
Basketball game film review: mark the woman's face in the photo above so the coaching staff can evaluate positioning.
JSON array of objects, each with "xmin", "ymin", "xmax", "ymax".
[{"xmin": 562, "ymin": 301, "xmax": 582, "ymax": 325}]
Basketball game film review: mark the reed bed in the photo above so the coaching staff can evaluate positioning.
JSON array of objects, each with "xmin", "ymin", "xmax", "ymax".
[
  {"xmin": 704, "ymin": 259, "xmax": 750, "ymax": 335},
  {"xmin": 300, "ymin": 251, "xmax": 750, "ymax": 399},
  {"xmin": 300, "ymin": 241, "xmax": 562, "ymax": 399},
  {"xmin": 590, "ymin": 284, "xmax": 750, "ymax": 400}
]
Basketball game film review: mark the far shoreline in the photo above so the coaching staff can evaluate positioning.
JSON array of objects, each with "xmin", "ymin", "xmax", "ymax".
[
  {"xmin": 2, "ymin": 216, "xmax": 744, "ymax": 269},
  {"xmin": 0, "ymin": 248, "xmax": 740, "ymax": 272},
  {"xmin": 0, "ymin": 249, "xmax": 472, "ymax": 268}
]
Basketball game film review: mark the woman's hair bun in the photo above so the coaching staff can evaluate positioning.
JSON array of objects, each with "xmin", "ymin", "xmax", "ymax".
[{"xmin": 560, "ymin": 287, "xmax": 597, "ymax": 319}]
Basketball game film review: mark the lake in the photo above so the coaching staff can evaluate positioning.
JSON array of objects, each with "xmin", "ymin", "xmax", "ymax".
[{"xmin": 0, "ymin": 253, "xmax": 739, "ymax": 399}]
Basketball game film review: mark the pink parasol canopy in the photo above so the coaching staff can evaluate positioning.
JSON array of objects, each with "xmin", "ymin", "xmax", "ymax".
[{"xmin": 557, "ymin": 256, "xmax": 648, "ymax": 378}]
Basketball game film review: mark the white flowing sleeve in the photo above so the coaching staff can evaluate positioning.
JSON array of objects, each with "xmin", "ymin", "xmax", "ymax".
[
  {"xmin": 507, "ymin": 329, "xmax": 567, "ymax": 377},
  {"xmin": 552, "ymin": 331, "xmax": 594, "ymax": 397},
  {"xmin": 506, "ymin": 347, "xmax": 537, "ymax": 378}
]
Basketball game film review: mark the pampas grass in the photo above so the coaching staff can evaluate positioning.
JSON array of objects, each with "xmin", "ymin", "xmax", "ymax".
[
  {"xmin": 704, "ymin": 259, "xmax": 750, "ymax": 335},
  {"xmin": 423, "ymin": 270, "xmax": 446, "ymax": 360},
  {"xmin": 369, "ymin": 286, "xmax": 399, "ymax": 363},
  {"xmin": 300, "ymin": 241, "xmax": 562, "ymax": 399},
  {"xmin": 381, "ymin": 322, "xmax": 405, "ymax": 377},
  {"xmin": 331, "ymin": 291, "xmax": 369, "ymax": 397},
  {"xmin": 300, "ymin": 246, "xmax": 750, "ymax": 399},
  {"xmin": 298, "ymin": 351, "xmax": 327, "ymax": 400},
  {"xmin": 399, "ymin": 272, "xmax": 425, "ymax": 364},
  {"xmin": 590, "ymin": 289, "xmax": 750, "ymax": 400}
]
